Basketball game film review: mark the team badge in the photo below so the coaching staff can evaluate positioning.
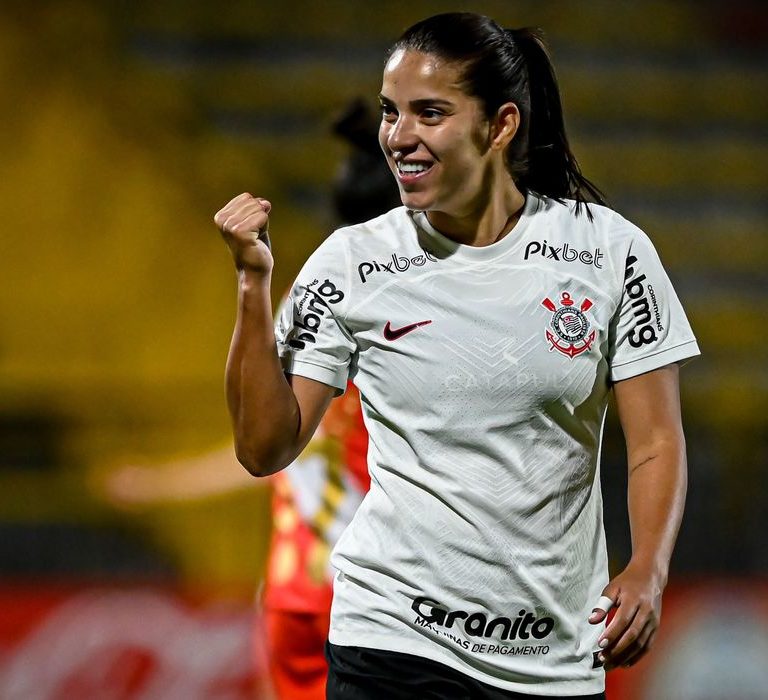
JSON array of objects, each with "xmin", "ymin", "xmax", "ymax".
[{"xmin": 541, "ymin": 292, "xmax": 595, "ymax": 359}]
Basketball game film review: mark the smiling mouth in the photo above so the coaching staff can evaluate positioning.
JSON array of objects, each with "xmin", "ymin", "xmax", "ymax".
[{"xmin": 396, "ymin": 161, "xmax": 434, "ymax": 180}]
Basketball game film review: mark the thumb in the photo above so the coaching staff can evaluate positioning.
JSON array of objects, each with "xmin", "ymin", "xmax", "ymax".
[
  {"xmin": 588, "ymin": 594, "xmax": 615, "ymax": 624},
  {"xmin": 256, "ymin": 198, "xmax": 272, "ymax": 214}
]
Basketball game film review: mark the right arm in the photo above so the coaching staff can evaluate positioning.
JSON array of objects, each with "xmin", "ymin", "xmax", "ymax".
[{"xmin": 215, "ymin": 193, "xmax": 337, "ymax": 476}]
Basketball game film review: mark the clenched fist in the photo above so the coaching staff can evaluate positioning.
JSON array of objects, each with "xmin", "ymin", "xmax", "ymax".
[{"xmin": 214, "ymin": 193, "xmax": 273, "ymax": 275}]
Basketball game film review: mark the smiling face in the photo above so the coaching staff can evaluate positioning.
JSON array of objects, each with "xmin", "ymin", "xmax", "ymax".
[{"xmin": 378, "ymin": 49, "xmax": 499, "ymax": 219}]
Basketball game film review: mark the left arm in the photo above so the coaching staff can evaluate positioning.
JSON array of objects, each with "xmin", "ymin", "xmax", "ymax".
[{"xmin": 589, "ymin": 363, "xmax": 687, "ymax": 670}]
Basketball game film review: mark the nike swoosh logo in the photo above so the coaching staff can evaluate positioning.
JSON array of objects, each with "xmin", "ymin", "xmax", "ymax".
[{"xmin": 383, "ymin": 320, "xmax": 432, "ymax": 341}]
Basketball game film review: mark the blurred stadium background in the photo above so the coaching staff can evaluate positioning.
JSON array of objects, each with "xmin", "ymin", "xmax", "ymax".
[{"xmin": 0, "ymin": 0, "xmax": 765, "ymax": 697}]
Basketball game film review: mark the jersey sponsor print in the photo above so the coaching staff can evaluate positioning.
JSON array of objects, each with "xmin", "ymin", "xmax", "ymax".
[
  {"xmin": 358, "ymin": 247, "xmax": 438, "ymax": 283},
  {"xmin": 624, "ymin": 253, "xmax": 665, "ymax": 348},
  {"xmin": 276, "ymin": 196, "xmax": 700, "ymax": 695},
  {"xmin": 524, "ymin": 240, "xmax": 604, "ymax": 268},
  {"xmin": 412, "ymin": 596, "xmax": 554, "ymax": 658},
  {"xmin": 286, "ymin": 278, "xmax": 345, "ymax": 351}
]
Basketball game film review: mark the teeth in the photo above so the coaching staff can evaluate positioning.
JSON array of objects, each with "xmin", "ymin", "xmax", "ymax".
[{"xmin": 398, "ymin": 162, "xmax": 430, "ymax": 174}]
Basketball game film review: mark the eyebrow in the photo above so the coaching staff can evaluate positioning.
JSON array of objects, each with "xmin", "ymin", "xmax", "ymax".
[{"xmin": 378, "ymin": 94, "xmax": 455, "ymax": 109}]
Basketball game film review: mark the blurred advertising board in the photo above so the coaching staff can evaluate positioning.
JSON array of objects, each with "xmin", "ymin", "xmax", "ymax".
[
  {"xmin": 1, "ymin": 580, "xmax": 766, "ymax": 699},
  {"xmin": 0, "ymin": 583, "xmax": 270, "ymax": 699}
]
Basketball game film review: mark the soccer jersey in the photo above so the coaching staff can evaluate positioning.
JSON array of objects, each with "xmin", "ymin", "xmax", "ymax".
[{"xmin": 274, "ymin": 194, "xmax": 699, "ymax": 696}]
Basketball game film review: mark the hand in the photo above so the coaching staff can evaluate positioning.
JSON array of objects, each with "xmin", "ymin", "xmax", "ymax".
[
  {"xmin": 214, "ymin": 193, "xmax": 273, "ymax": 274},
  {"xmin": 588, "ymin": 562, "xmax": 664, "ymax": 670}
]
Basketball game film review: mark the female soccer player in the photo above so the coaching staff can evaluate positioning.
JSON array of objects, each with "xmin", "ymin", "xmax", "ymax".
[{"xmin": 215, "ymin": 13, "xmax": 699, "ymax": 699}]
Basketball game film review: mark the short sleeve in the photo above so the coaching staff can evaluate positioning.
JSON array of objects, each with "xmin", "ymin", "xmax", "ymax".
[
  {"xmin": 274, "ymin": 233, "xmax": 356, "ymax": 393},
  {"xmin": 608, "ymin": 223, "xmax": 700, "ymax": 382}
]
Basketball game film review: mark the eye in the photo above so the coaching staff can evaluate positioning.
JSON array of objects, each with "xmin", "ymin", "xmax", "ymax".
[
  {"xmin": 380, "ymin": 103, "xmax": 397, "ymax": 123},
  {"xmin": 421, "ymin": 108, "xmax": 444, "ymax": 122}
]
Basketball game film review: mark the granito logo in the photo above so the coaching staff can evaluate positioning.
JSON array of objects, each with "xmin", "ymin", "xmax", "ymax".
[
  {"xmin": 288, "ymin": 278, "xmax": 344, "ymax": 350},
  {"xmin": 624, "ymin": 255, "xmax": 664, "ymax": 348},
  {"xmin": 411, "ymin": 597, "xmax": 555, "ymax": 643},
  {"xmin": 524, "ymin": 240, "xmax": 603, "ymax": 268},
  {"xmin": 358, "ymin": 248, "xmax": 437, "ymax": 283}
]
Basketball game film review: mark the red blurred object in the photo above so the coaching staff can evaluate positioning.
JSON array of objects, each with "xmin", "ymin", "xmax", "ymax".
[
  {"xmin": 606, "ymin": 579, "xmax": 768, "ymax": 700},
  {"xmin": 0, "ymin": 583, "xmax": 270, "ymax": 699}
]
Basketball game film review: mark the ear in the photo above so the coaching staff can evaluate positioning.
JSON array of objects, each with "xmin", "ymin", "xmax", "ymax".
[{"xmin": 490, "ymin": 102, "xmax": 520, "ymax": 151}]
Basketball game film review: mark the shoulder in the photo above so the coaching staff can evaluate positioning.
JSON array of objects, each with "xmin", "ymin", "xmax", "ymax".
[
  {"xmin": 525, "ymin": 196, "xmax": 667, "ymax": 293},
  {"xmin": 332, "ymin": 206, "xmax": 412, "ymax": 248},
  {"xmin": 296, "ymin": 206, "xmax": 413, "ymax": 289},
  {"xmin": 535, "ymin": 196, "xmax": 621, "ymax": 232},
  {"xmin": 306, "ymin": 207, "xmax": 410, "ymax": 260},
  {"xmin": 536, "ymin": 196, "xmax": 659, "ymax": 255}
]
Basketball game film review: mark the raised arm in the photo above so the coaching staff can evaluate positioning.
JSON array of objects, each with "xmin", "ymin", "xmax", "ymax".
[
  {"xmin": 215, "ymin": 193, "xmax": 336, "ymax": 476},
  {"xmin": 589, "ymin": 363, "xmax": 687, "ymax": 670}
]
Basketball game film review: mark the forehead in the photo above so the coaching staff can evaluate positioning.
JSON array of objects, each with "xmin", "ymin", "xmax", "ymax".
[{"xmin": 381, "ymin": 49, "xmax": 466, "ymax": 98}]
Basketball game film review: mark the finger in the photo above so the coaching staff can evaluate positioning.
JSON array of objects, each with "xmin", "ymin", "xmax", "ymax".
[
  {"xmin": 589, "ymin": 595, "xmax": 615, "ymax": 624},
  {"xmin": 610, "ymin": 600, "xmax": 658, "ymax": 658},
  {"xmin": 622, "ymin": 628, "xmax": 657, "ymax": 668},
  {"xmin": 221, "ymin": 200, "xmax": 270, "ymax": 231},
  {"xmin": 598, "ymin": 600, "xmax": 639, "ymax": 654},
  {"xmin": 225, "ymin": 198, "xmax": 271, "ymax": 225},
  {"xmin": 235, "ymin": 199, "xmax": 272, "ymax": 222},
  {"xmin": 224, "ymin": 211, "xmax": 270, "ymax": 239},
  {"xmin": 603, "ymin": 610, "xmax": 654, "ymax": 668},
  {"xmin": 605, "ymin": 620, "xmax": 655, "ymax": 670},
  {"xmin": 215, "ymin": 191, "xmax": 253, "ymax": 215},
  {"xmin": 218, "ymin": 202, "xmax": 264, "ymax": 232},
  {"xmin": 229, "ymin": 191, "xmax": 254, "ymax": 205},
  {"xmin": 214, "ymin": 192, "xmax": 256, "ymax": 227}
]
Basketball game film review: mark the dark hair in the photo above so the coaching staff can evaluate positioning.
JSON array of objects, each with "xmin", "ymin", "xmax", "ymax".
[
  {"xmin": 390, "ymin": 13, "xmax": 606, "ymax": 216},
  {"xmin": 331, "ymin": 97, "xmax": 402, "ymax": 224}
]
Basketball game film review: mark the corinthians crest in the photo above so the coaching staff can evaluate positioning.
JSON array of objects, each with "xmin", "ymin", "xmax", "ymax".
[{"xmin": 541, "ymin": 292, "xmax": 596, "ymax": 358}]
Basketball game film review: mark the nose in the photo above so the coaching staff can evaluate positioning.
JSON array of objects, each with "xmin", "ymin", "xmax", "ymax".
[{"xmin": 384, "ymin": 113, "xmax": 418, "ymax": 155}]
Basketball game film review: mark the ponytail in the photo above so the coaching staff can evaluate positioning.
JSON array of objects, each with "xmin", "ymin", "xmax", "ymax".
[
  {"xmin": 390, "ymin": 14, "xmax": 606, "ymax": 219},
  {"xmin": 506, "ymin": 28, "xmax": 606, "ymax": 218}
]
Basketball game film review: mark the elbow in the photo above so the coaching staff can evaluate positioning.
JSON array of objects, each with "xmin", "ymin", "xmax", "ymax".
[
  {"xmin": 231, "ymin": 402, "xmax": 302, "ymax": 477},
  {"xmin": 233, "ymin": 440, "xmax": 290, "ymax": 478}
]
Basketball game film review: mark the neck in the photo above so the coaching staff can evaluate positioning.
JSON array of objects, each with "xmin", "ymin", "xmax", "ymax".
[{"xmin": 426, "ymin": 183, "xmax": 527, "ymax": 247}]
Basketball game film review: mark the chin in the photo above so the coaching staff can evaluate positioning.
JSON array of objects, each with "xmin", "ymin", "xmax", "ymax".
[{"xmin": 399, "ymin": 191, "xmax": 433, "ymax": 212}]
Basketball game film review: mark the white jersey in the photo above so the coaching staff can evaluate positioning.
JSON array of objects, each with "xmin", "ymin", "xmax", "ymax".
[{"xmin": 274, "ymin": 194, "xmax": 699, "ymax": 696}]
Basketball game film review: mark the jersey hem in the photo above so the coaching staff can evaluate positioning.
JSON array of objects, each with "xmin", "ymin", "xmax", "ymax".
[
  {"xmin": 610, "ymin": 339, "xmax": 700, "ymax": 382},
  {"xmin": 281, "ymin": 357, "xmax": 348, "ymax": 393},
  {"xmin": 328, "ymin": 631, "xmax": 605, "ymax": 697}
]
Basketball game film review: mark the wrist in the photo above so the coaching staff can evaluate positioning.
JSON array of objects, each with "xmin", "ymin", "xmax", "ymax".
[
  {"xmin": 237, "ymin": 267, "xmax": 272, "ymax": 293},
  {"xmin": 627, "ymin": 553, "xmax": 669, "ymax": 588}
]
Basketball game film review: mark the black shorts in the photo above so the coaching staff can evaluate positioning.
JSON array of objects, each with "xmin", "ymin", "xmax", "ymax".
[{"xmin": 325, "ymin": 642, "xmax": 606, "ymax": 700}]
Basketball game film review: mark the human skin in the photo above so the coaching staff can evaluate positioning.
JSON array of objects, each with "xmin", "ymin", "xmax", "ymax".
[
  {"xmin": 214, "ymin": 194, "xmax": 335, "ymax": 477},
  {"xmin": 589, "ymin": 363, "xmax": 687, "ymax": 669},
  {"xmin": 215, "ymin": 46, "xmax": 688, "ymax": 673},
  {"xmin": 378, "ymin": 49, "xmax": 526, "ymax": 246}
]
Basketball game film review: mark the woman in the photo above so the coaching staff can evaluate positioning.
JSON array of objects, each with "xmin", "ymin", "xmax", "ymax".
[{"xmin": 215, "ymin": 13, "xmax": 698, "ymax": 699}]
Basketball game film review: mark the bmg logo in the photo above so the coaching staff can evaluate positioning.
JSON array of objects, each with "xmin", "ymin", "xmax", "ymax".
[{"xmin": 287, "ymin": 279, "xmax": 345, "ymax": 350}]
